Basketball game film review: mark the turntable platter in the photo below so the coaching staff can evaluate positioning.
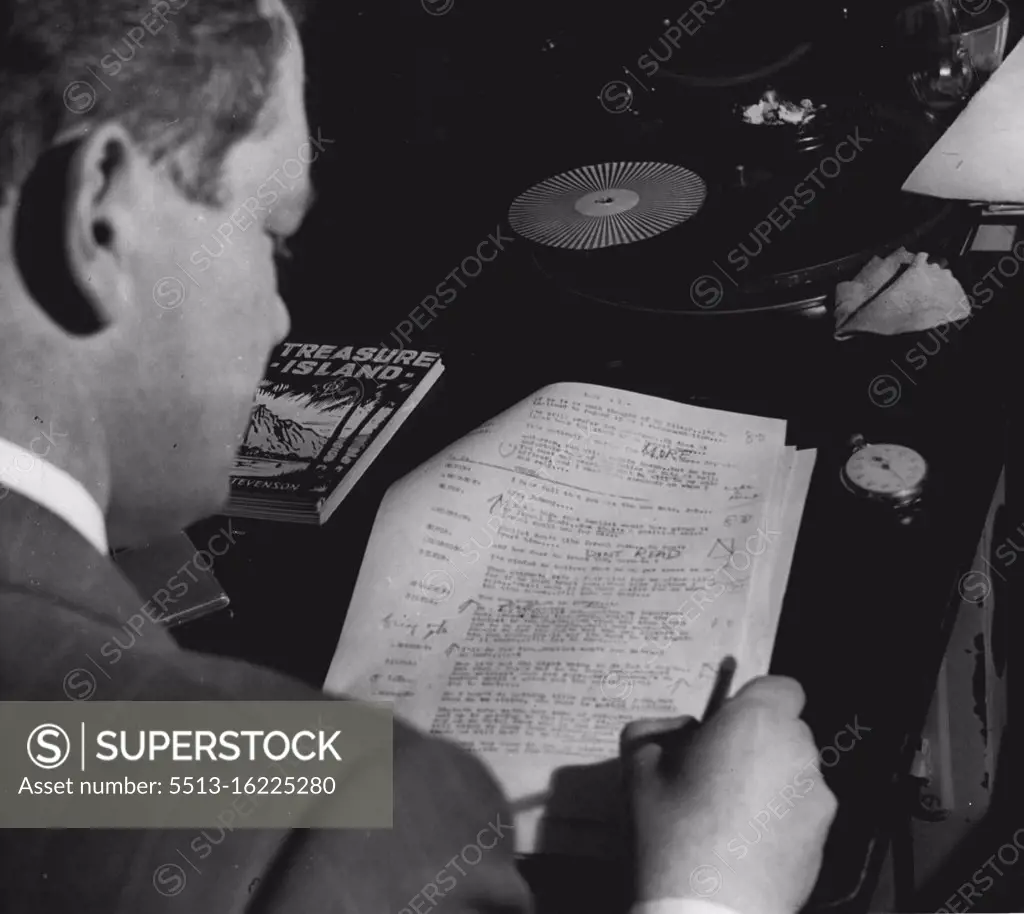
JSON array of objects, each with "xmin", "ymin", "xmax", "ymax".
[
  {"xmin": 508, "ymin": 161, "xmax": 706, "ymax": 250},
  {"xmin": 525, "ymin": 104, "xmax": 963, "ymax": 315}
]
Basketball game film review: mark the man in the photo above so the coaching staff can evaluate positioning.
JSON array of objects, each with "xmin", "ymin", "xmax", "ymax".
[{"xmin": 0, "ymin": 1, "xmax": 836, "ymax": 911}]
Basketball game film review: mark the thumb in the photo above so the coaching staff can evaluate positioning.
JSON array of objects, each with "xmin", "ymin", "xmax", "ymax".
[
  {"xmin": 620, "ymin": 715, "xmax": 695, "ymax": 754},
  {"xmin": 620, "ymin": 715, "xmax": 699, "ymax": 782}
]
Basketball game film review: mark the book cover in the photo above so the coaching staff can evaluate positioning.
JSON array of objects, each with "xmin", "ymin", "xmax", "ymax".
[{"xmin": 226, "ymin": 341, "xmax": 444, "ymax": 523}]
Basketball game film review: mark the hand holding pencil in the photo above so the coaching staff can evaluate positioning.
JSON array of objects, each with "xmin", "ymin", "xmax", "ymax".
[{"xmin": 620, "ymin": 659, "xmax": 837, "ymax": 914}]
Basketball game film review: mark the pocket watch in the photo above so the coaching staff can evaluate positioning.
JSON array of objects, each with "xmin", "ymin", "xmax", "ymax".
[{"xmin": 840, "ymin": 435, "xmax": 928, "ymax": 510}]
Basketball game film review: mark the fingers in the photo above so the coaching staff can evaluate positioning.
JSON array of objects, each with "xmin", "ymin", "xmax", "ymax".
[
  {"xmin": 729, "ymin": 675, "xmax": 806, "ymax": 718},
  {"xmin": 620, "ymin": 676, "xmax": 809, "ymax": 761},
  {"xmin": 620, "ymin": 715, "xmax": 698, "ymax": 781},
  {"xmin": 620, "ymin": 715, "xmax": 695, "ymax": 755}
]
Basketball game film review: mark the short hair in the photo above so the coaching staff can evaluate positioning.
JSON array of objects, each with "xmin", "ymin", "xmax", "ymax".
[{"xmin": 0, "ymin": 0, "xmax": 308, "ymax": 209}]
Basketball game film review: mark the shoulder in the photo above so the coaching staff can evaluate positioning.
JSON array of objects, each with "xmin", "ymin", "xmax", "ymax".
[
  {"xmin": 0, "ymin": 583, "xmax": 509, "ymax": 816},
  {"xmin": 0, "ymin": 589, "xmax": 531, "ymax": 912},
  {"xmin": 0, "ymin": 584, "xmax": 316, "ymax": 700},
  {"xmin": 393, "ymin": 715, "xmax": 513, "ymax": 840}
]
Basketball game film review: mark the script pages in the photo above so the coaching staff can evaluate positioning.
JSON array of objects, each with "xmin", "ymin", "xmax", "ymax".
[{"xmin": 323, "ymin": 382, "xmax": 816, "ymax": 853}]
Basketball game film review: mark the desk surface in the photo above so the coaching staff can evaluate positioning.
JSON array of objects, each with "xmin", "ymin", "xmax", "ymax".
[
  {"xmin": 176, "ymin": 207, "xmax": 1013, "ymax": 912},
  {"xmin": 173, "ymin": 10, "xmax": 1018, "ymax": 909}
]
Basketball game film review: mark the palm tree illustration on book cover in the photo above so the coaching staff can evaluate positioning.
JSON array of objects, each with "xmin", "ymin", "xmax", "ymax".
[{"xmin": 229, "ymin": 344, "xmax": 442, "ymax": 510}]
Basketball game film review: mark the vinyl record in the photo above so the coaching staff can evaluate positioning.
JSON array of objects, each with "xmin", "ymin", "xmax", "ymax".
[{"xmin": 508, "ymin": 162, "xmax": 706, "ymax": 250}]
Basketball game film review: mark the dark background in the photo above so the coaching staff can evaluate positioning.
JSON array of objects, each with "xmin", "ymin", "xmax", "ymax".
[
  {"xmin": 175, "ymin": 2, "xmax": 1024, "ymax": 911},
  {"xmin": 285, "ymin": 0, "xmax": 1024, "ymax": 339}
]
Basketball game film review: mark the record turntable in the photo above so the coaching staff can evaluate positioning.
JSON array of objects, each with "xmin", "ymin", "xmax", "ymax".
[
  {"xmin": 511, "ymin": 0, "xmax": 969, "ymax": 321},
  {"xmin": 509, "ymin": 99, "xmax": 966, "ymax": 317}
]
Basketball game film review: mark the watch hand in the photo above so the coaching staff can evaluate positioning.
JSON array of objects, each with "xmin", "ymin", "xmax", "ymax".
[
  {"xmin": 889, "ymin": 469, "xmax": 907, "ymax": 486},
  {"xmin": 873, "ymin": 458, "xmax": 907, "ymax": 485}
]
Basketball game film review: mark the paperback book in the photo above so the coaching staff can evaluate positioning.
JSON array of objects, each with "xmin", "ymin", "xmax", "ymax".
[{"xmin": 225, "ymin": 341, "xmax": 444, "ymax": 524}]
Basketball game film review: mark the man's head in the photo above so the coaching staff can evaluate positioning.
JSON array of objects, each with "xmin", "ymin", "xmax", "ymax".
[{"xmin": 0, "ymin": 0, "xmax": 315, "ymax": 546}]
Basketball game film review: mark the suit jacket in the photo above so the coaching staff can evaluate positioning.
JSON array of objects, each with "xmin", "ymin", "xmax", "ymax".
[{"xmin": 0, "ymin": 490, "xmax": 533, "ymax": 914}]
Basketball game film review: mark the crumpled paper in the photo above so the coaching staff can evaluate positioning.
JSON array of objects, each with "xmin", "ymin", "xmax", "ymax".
[{"xmin": 833, "ymin": 247, "xmax": 971, "ymax": 340}]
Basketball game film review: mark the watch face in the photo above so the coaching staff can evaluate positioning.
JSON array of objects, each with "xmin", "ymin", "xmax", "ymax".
[{"xmin": 843, "ymin": 443, "xmax": 927, "ymax": 501}]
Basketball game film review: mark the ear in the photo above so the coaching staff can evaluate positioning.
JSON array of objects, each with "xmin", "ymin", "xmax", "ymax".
[{"xmin": 64, "ymin": 123, "xmax": 153, "ymax": 328}]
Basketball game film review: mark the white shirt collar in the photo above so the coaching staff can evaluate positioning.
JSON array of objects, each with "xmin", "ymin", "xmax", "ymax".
[{"xmin": 0, "ymin": 435, "xmax": 108, "ymax": 554}]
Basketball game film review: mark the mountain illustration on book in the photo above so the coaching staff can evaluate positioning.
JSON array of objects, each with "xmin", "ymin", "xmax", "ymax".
[
  {"xmin": 226, "ymin": 341, "xmax": 445, "ymax": 523},
  {"xmin": 233, "ymin": 376, "xmax": 409, "ymax": 490},
  {"xmin": 241, "ymin": 403, "xmax": 328, "ymax": 460}
]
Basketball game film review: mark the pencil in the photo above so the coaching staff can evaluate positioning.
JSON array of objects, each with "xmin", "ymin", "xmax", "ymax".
[{"xmin": 703, "ymin": 655, "xmax": 737, "ymax": 720}]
